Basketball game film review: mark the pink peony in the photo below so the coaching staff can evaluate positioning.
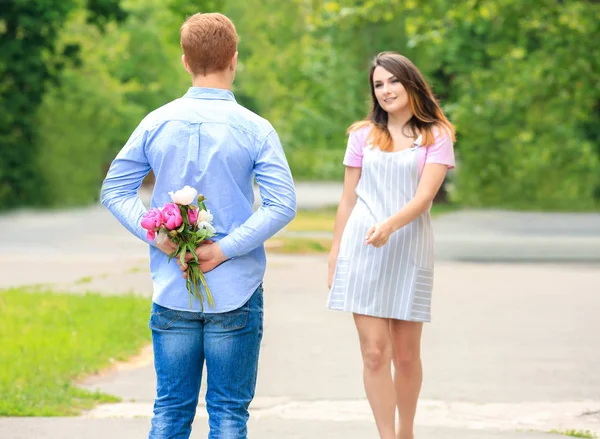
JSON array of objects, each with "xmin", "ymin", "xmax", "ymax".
[
  {"xmin": 146, "ymin": 229, "xmax": 157, "ymax": 241},
  {"xmin": 162, "ymin": 203, "xmax": 183, "ymax": 230},
  {"xmin": 141, "ymin": 208, "xmax": 163, "ymax": 231},
  {"xmin": 187, "ymin": 208, "xmax": 199, "ymax": 225}
]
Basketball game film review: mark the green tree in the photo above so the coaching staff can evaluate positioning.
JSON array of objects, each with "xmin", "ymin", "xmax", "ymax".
[
  {"xmin": 403, "ymin": 0, "xmax": 600, "ymax": 209},
  {"xmin": 0, "ymin": 0, "xmax": 125, "ymax": 209},
  {"xmin": 9, "ymin": 0, "xmax": 597, "ymax": 210},
  {"xmin": 288, "ymin": 0, "xmax": 600, "ymax": 208},
  {"xmin": 35, "ymin": 0, "xmax": 232, "ymax": 207},
  {"xmin": 36, "ymin": 11, "xmax": 144, "ymax": 207},
  {"xmin": 228, "ymin": 0, "xmax": 416, "ymax": 179}
]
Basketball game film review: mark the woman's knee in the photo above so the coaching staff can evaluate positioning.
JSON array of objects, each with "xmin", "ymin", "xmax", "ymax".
[
  {"xmin": 361, "ymin": 341, "xmax": 391, "ymax": 371},
  {"xmin": 392, "ymin": 346, "xmax": 421, "ymax": 373},
  {"xmin": 390, "ymin": 322, "xmax": 423, "ymax": 372}
]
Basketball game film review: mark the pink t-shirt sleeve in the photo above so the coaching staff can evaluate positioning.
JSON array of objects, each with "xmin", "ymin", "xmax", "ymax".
[
  {"xmin": 343, "ymin": 126, "xmax": 369, "ymax": 168},
  {"xmin": 425, "ymin": 130, "xmax": 455, "ymax": 170}
]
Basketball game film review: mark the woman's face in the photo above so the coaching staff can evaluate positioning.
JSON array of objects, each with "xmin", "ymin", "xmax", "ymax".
[{"xmin": 372, "ymin": 66, "xmax": 409, "ymax": 115}]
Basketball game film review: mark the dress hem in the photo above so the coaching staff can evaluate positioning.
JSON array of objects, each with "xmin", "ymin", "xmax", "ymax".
[{"xmin": 327, "ymin": 304, "xmax": 431, "ymax": 323}]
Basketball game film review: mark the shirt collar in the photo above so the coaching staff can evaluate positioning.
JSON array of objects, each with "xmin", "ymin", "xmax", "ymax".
[
  {"xmin": 183, "ymin": 87, "xmax": 236, "ymax": 102},
  {"xmin": 413, "ymin": 133, "xmax": 423, "ymax": 147}
]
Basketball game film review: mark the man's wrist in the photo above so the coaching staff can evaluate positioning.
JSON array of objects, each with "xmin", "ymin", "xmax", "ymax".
[
  {"xmin": 214, "ymin": 243, "xmax": 228, "ymax": 263},
  {"xmin": 217, "ymin": 237, "xmax": 238, "ymax": 260}
]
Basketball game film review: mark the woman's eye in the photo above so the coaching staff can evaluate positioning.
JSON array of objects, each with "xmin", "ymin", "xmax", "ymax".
[{"xmin": 374, "ymin": 84, "xmax": 382, "ymax": 88}]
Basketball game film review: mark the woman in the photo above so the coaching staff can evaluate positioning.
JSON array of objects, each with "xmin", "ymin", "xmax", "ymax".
[{"xmin": 327, "ymin": 52, "xmax": 455, "ymax": 439}]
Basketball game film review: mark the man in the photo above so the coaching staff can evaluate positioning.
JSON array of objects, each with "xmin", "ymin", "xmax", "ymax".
[{"xmin": 101, "ymin": 12, "xmax": 296, "ymax": 439}]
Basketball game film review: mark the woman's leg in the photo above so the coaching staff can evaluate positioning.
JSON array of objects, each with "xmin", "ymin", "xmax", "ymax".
[
  {"xmin": 389, "ymin": 320, "xmax": 424, "ymax": 439},
  {"xmin": 353, "ymin": 314, "xmax": 395, "ymax": 439}
]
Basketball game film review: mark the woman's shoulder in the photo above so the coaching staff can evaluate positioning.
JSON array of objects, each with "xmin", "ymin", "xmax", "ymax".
[
  {"xmin": 431, "ymin": 123, "xmax": 455, "ymax": 143},
  {"xmin": 347, "ymin": 120, "xmax": 373, "ymax": 144}
]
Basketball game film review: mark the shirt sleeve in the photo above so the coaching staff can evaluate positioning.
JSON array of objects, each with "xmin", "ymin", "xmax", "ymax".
[
  {"xmin": 217, "ymin": 129, "xmax": 297, "ymax": 259},
  {"xmin": 100, "ymin": 122, "xmax": 156, "ymax": 247},
  {"xmin": 343, "ymin": 128, "xmax": 367, "ymax": 167},
  {"xmin": 425, "ymin": 129, "xmax": 455, "ymax": 169}
]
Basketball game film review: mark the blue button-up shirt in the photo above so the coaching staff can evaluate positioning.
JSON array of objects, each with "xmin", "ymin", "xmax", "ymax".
[{"xmin": 101, "ymin": 87, "xmax": 296, "ymax": 312}]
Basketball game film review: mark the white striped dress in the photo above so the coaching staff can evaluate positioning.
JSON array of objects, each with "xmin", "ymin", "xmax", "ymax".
[{"xmin": 327, "ymin": 136, "xmax": 434, "ymax": 322}]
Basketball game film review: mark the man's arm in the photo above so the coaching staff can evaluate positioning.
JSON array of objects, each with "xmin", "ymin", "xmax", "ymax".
[
  {"xmin": 217, "ymin": 129, "xmax": 297, "ymax": 259},
  {"xmin": 100, "ymin": 124, "xmax": 157, "ymax": 247}
]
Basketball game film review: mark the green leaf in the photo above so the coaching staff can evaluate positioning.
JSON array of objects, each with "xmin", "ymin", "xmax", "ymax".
[
  {"xmin": 188, "ymin": 244, "xmax": 198, "ymax": 263},
  {"xmin": 179, "ymin": 247, "xmax": 186, "ymax": 267},
  {"xmin": 196, "ymin": 229, "xmax": 208, "ymax": 241}
]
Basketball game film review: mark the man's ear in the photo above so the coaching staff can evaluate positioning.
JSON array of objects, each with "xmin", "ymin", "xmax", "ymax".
[
  {"xmin": 230, "ymin": 51, "xmax": 238, "ymax": 72},
  {"xmin": 182, "ymin": 54, "xmax": 193, "ymax": 74}
]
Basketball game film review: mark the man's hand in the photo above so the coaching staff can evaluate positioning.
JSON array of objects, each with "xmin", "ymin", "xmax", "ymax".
[
  {"xmin": 156, "ymin": 233, "xmax": 178, "ymax": 256},
  {"xmin": 178, "ymin": 241, "xmax": 227, "ymax": 277}
]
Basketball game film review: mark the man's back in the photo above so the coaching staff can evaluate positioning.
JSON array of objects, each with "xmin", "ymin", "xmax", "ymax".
[
  {"xmin": 101, "ymin": 13, "xmax": 295, "ymax": 439},
  {"xmin": 101, "ymin": 87, "xmax": 296, "ymax": 312}
]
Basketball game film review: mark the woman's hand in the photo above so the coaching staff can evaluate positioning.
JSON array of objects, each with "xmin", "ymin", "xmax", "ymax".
[{"xmin": 365, "ymin": 221, "xmax": 394, "ymax": 248}]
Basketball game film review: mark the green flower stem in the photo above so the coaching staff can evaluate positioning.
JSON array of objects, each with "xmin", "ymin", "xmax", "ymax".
[
  {"xmin": 197, "ymin": 270, "xmax": 215, "ymax": 308},
  {"xmin": 186, "ymin": 275, "xmax": 192, "ymax": 309},
  {"xmin": 184, "ymin": 262, "xmax": 215, "ymax": 311}
]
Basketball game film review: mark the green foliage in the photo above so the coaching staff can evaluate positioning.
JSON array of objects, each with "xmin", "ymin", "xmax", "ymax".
[
  {"xmin": 227, "ymin": 0, "xmax": 412, "ymax": 180},
  {"xmin": 2, "ymin": 0, "xmax": 599, "ymax": 210},
  {"xmin": 37, "ymin": 12, "xmax": 144, "ymax": 207},
  {"xmin": 402, "ymin": 0, "xmax": 600, "ymax": 209},
  {"xmin": 0, "ymin": 0, "xmax": 125, "ymax": 209},
  {"xmin": 168, "ymin": 0, "xmax": 226, "ymax": 18},
  {"xmin": 0, "ymin": 0, "xmax": 75, "ymax": 208},
  {"xmin": 0, "ymin": 288, "xmax": 150, "ymax": 416},
  {"xmin": 269, "ymin": 0, "xmax": 600, "ymax": 209},
  {"xmin": 111, "ymin": 0, "xmax": 189, "ymax": 111},
  {"xmin": 36, "ymin": 0, "xmax": 224, "ymax": 206}
]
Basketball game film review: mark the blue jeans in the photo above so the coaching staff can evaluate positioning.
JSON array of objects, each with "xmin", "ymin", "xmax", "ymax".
[{"xmin": 148, "ymin": 285, "xmax": 264, "ymax": 439}]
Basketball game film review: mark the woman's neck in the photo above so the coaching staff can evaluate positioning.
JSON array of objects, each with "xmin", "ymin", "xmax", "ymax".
[{"xmin": 387, "ymin": 108, "xmax": 413, "ymax": 131}]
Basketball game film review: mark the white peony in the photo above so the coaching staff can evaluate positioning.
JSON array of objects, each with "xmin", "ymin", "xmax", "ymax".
[
  {"xmin": 168, "ymin": 185, "xmax": 198, "ymax": 205},
  {"xmin": 196, "ymin": 209, "xmax": 213, "ymax": 224},
  {"xmin": 197, "ymin": 221, "xmax": 216, "ymax": 235}
]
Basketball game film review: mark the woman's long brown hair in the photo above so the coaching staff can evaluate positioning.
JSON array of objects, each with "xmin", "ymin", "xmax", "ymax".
[{"xmin": 349, "ymin": 52, "xmax": 455, "ymax": 150}]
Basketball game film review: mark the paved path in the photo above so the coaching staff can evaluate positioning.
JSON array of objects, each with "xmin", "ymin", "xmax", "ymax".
[
  {"xmin": 2, "ymin": 182, "xmax": 599, "ymax": 267},
  {"xmin": 1, "ymin": 183, "xmax": 600, "ymax": 438},
  {"xmin": 1, "ymin": 254, "xmax": 600, "ymax": 438},
  {"xmin": 251, "ymin": 182, "xmax": 600, "ymax": 262}
]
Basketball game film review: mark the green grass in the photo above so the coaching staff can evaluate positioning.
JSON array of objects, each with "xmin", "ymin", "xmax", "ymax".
[
  {"xmin": 430, "ymin": 203, "xmax": 459, "ymax": 218},
  {"xmin": 286, "ymin": 203, "xmax": 458, "ymax": 233},
  {"xmin": 75, "ymin": 276, "xmax": 93, "ymax": 284},
  {"xmin": 267, "ymin": 237, "xmax": 333, "ymax": 253},
  {"xmin": 126, "ymin": 266, "xmax": 147, "ymax": 274},
  {"xmin": 287, "ymin": 208, "xmax": 337, "ymax": 233},
  {"xmin": 549, "ymin": 429, "xmax": 598, "ymax": 438},
  {"xmin": 273, "ymin": 203, "xmax": 458, "ymax": 253},
  {"xmin": 0, "ymin": 288, "xmax": 151, "ymax": 416}
]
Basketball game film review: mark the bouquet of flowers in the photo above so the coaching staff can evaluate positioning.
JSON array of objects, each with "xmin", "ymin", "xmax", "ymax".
[{"xmin": 141, "ymin": 185, "xmax": 216, "ymax": 309}]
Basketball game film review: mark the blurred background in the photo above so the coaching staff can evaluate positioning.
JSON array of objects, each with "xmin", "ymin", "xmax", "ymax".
[
  {"xmin": 1, "ymin": 2, "xmax": 600, "ymax": 438},
  {"xmin": 1, "ymin": 0, "xmax": 599, "ymax": 211}
]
